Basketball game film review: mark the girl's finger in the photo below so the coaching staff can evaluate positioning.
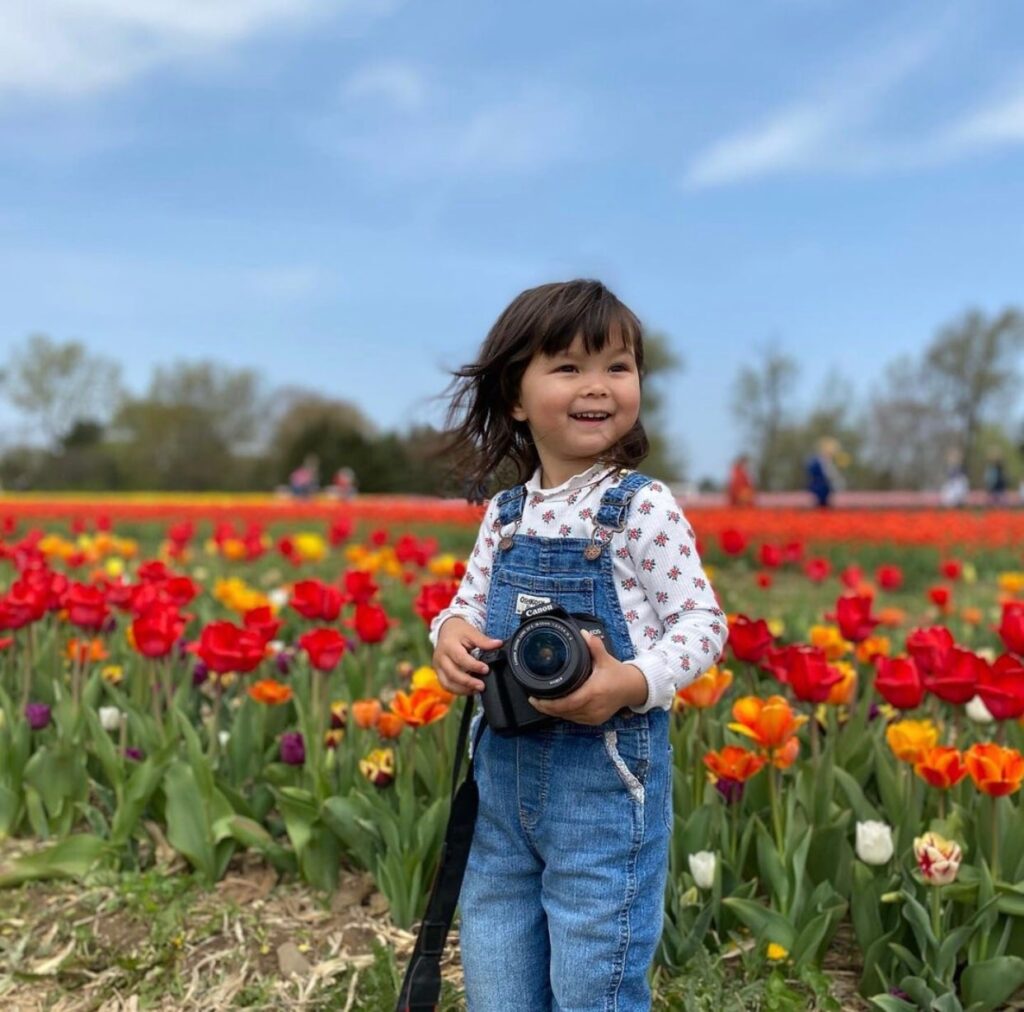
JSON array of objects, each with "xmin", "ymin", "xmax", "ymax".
[{"xmin": 456, "ymin": 646, "xmax": 491, "ymax": 676}]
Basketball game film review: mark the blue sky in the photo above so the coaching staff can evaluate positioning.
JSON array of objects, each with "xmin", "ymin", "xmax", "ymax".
[{"xmin": 2, "ymin": 0, "xmax": 1023, "ymax": 483}]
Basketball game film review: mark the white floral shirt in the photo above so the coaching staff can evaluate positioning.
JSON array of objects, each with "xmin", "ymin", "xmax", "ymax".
[{"xmin": 429, "ymin": 462, "xmax": 728, "ymax": 713}]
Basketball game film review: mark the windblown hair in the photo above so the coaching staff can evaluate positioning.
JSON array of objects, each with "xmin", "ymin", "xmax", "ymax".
[{"xmin": 440, "ymin": 279, "xmax": 650, "ymax": 502}]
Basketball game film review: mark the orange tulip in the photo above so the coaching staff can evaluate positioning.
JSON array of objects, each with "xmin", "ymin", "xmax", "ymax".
[
  {"xmin": 885, "ymin": 719, "xmax": 939, "ymax": 764},
  {"xmin": 377, "ymin": 712, "xmax": 406, "ymax": 739},
  {"xmin": 855, "ymin": 635, "xmax": 890, "ymax": 665},
  {"xmin": 66, "ymin": 637, "xmax": 109, "ymax": 664},
  {"xmin": 352, "ymin": 698, "xmax": 383, "ymax": 729},
  {"xmin": 247, "ymin": 678, "xmax": 293, "ymax": 705},
  {"xmin": 728, "ymin": 695, "xmax": 808, "ymax": 752},
  {"xmin": 390, "ymin": 688, "xmax": 450, "ymax": 728},
  {"xmin": 772, "ymin": 735, "xmax": 801, "ymax": 769},
  {"xmin": 676, "ymin": 666, "xmax": 734, "ymax": 709},
  {"xmin": 825, "ymin": 663, "xmax": 857, "ymax": 706},
  {"xmin": 913, "ymin": 746, "xmax": 968, "ymax": 789},
  {"xmin": 703, "ymin": 745, "xmax": 766, "ymax": 782},
  {"xmin": 964, "ymin": 742, "xmax": 1024, "ymax": 797},
  {"xmin": 877, "ymin": 607, "xmax": 906, "ymax": 628}
]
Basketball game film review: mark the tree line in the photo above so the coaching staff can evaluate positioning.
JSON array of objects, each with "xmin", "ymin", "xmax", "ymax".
[{"xmin": 0, "ymin": 333, "xmax": 683, "ymax": 495}]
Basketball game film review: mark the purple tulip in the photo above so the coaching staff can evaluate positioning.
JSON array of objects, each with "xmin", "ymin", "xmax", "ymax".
[
  {"xmin": 714, "ymin": 776, "xmax": 744, "ymax": 806},
  {"xmin": 280, "ymin": 731, "xmax": 306, "ymax": 766},
  {"xmin": 25, "ymin": 702, "xmax": 52, "ymax": 730},
  {"xmin": 276, "ymin": 649, "xmax": 293, "ymax": 677},
  {"xmin": 192, "ymin": 660, "xmax": 209, "ymax": 686},
  {"xmin": 124, "ymin": 747, "xmax": 144, "ymax": 761}
]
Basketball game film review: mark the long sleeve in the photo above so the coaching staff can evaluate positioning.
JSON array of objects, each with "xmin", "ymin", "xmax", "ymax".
[
  {"xmin": 620, "ymin": 483, "xmax": 728, "ymax": 713},
  {"xmin": 428, "ymin": 498, "xmax": 500, "ymax": 647}
]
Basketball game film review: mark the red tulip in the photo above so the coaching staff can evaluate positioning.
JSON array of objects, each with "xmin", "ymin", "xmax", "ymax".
[
  {"xmin": 906, "ymin": 626, "xmax": 954, "ymax": 679},
  {"xmin": 835, "ymin": 594, "xmax": 879, "ymax": 643},
  {"xmin": 728, "ymin": 615, "xmax": 773, "ymax": 664},
  {"xmin": 719, "ymin": 529, "xmax": 747, "ymax": 555},
  {"xmin": 874, "ymin": 656, "xmax": 925, "ymax": 710},
  {"xmin": 776, "ymin": 645, "xmax": 843, "ymax": 703},
  {"xmin": 354, "ymin": 603, "xmax": 390, "ymax": 644},
  {"xmin": 928, "ymin": 585, "xmax": 952, "ymax": 609},
  {"xmin": 876, "ymin": 565, "xmax": 903, "ymax": 591},
  {"xmin": 243, "ymin": 606, "xmax": 283, "ymax": 645},
  {"xmin": 758, "ymin": 543, "xmax": 783, "ymax": 569},
  {"xmin": 997, "ymin": 602, "xmax": 1024, "ymax": 656},
  {"xmin": 299, "ymin": 627, "xmax": 348, "ymax": 672},
  {"xmin": 64, "ymin": 583, "xmax": 109, "ymax": 631},
  {"xmin": 977, "ymin": 654, "xmax": 1024, "ymax": 720},
  {"xmin": 924, "ymin": 647, "xmax": 983, "ymax": 705},
  {"xmin": 413, "ymin": 580, "xmax": 459, "ymax": 627},
  {"xmin": 290, "ymin": 579, "xmax": 343, "ymax": 621},
  {"xmin": 132, "ymin": 607, "xmax": 187, "ymax": 658},
  {"xmin": 804, "ymin": 558, "xmax": 831, "ymax": 583},
  {"xmin": 343, "ymin": 569, "xmax": 379, "ymax": 605},
  {"xmin": 196, "ymin": 621, "xmax": 266, "ymax": 674}
]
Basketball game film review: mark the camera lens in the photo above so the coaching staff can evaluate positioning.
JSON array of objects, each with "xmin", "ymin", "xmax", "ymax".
[{"xmin": 520, "ymin": 628, "xmax": 569, "ymax": 679}]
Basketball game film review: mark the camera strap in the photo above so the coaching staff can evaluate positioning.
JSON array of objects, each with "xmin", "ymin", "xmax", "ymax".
[{"xmin": 396, "ymin": 696, "xmax": 486, "ymax": 1012}]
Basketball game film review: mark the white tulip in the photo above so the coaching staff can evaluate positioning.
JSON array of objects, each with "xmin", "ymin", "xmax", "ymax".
[
  {"xmin": 688, "ymin": 850, "xmax": 716, "ymax": 889},
  {"xmin": 966, "ymin": 694, "xmax": 995, "ymax": 724},
  {"xmin": 218, "ymin": 730, "xmax": 231, "ymax": 747},
  {"xmin": 269, "ymin": 587, "xmax": 290, "ymax": 610},
  {"xmin": 856, "ymin": 820, "xmax": 894, "ymax": 866},
  {"xmin": 99, "ymin": 706, "xmax": 123, "ymax": 732}
]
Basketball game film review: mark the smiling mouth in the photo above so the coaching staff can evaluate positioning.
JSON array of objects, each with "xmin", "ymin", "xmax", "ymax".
[{"xmin": 570, "ymin": 411, "xmax": 612, "ymax": 421}]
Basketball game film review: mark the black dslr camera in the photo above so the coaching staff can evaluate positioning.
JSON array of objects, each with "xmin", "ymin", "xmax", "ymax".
[{"xmin": 476, "ymin": 603, "xmax": 614, "ymax": 736}]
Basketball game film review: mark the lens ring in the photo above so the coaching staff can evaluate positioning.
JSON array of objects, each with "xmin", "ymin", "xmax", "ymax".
[{"xmin": 509, "ymin": 616, "xmax": 588, "ymax": 697}]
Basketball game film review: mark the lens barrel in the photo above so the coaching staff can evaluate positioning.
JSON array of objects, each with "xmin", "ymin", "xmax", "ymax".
[{"xmin": 508, "ymin": 615, "xmax": 591, "ymax": 698}]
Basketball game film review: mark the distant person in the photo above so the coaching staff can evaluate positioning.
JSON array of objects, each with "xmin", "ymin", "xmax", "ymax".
[
  {"xmin": 288, "ymin": 453, "xmax": 320, "ymax": 499},
  {"xmin": 939, "ymin": 448, "xmax": 969, "ymax": 508},
  {"xmin": 806, "ymin": 436, "xmax": 844, "ymax": 508},
  {"xmin": 330, "ymin": 466, "xmax": 358, "ymax": 500},
  {"xmin": 984, "ymin": 451, "xmax": 1008, "ymax": 505},
  {"xmin": 727, "ymin": 453, "xmax": 756, "ymax": 506}
]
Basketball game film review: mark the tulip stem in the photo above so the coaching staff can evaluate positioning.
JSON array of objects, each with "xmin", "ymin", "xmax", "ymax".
[
  {"xmin": 931, "ymin": 884, "xmax": 943, "ymax": 940},
  {"xmin": 767, "ymin": 766, "xmax": 784, "ymax": 852},
  {"xmin": 991, "ymin": 798, "xmax": 1000, "ymax": 881},
  {"xmin": 692, "ymin": 710, "xmax": 703, "ymax": 812}
]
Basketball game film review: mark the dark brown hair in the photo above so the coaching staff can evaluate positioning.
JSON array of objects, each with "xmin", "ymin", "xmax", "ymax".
[{"xmin": 439, "ymin": 279, "xmax": 650, "ymax": 501}]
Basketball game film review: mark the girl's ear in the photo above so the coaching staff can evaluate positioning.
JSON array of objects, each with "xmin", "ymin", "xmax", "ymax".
[{"xmin": 510, "ymin": 403, "xmax": 528, "ymax": 422}]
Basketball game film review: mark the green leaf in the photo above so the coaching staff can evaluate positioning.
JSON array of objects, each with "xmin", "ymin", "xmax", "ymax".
[
  {"xmin": 868, "ymin": 996, "xmax": 918, "ymax": 1012},
  {"xmin": 163, "ymin": 760, "xmax": 216, "ymax": 882},
  {"xmin": 0, "ymin": 834, "xmax": 108, "ymax": 887},
  {"xmin": 721, "ymin": 897, "xmax": 796, "ymax": 950},
  {"xmin": 213, "ymin": 814, "xmax": 296, "ymax": 874},
  {"xmin": 960, "ymin": 956, "xmax": 1024, "ymax": 1011}
]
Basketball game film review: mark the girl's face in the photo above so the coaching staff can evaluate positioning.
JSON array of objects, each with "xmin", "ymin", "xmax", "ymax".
[{"xmin": 511, "ymin": 332, "xmax": 641, "ymax": 486}]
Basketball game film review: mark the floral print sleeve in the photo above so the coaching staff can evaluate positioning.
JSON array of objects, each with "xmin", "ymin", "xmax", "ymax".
[
  {"xmin": 428, "ymin": 498, "xmax": 499, "ymax": 647},
  {"xmin": 622, "ymin": 483, "xmax": 728, "ymax": 713}
]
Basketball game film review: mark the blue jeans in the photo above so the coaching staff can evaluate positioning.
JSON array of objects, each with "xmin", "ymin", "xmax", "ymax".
[{"xmin": 460, "ymin": 714, "xmax": 671, "ymax": 1011}]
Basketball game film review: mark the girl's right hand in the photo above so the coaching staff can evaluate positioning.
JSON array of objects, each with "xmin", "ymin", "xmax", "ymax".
[{"xmin": 433, "ymin": 617, "xmax": 503, "ymax": 695}]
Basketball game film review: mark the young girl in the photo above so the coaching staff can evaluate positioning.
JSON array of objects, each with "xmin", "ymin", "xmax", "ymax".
[{"xmin": 430, "ymin": 279, "xmax": 727, "ymax": 1011}]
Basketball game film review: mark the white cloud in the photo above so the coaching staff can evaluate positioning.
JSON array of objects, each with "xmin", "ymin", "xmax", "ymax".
[
  {"xmin": 323, "ymin": 82, "xmax": 583, "ymax": 178},
  {"xmin": 343, "ymin": 61, "xmax": 426, "ymax": 112},
  {"xmin": 679, "ymin": 16, "xmax": 1024, "ymax": 189},
  {"xmin": 0, "ymin": 0, "xmax": 353, "ymax": 100}
]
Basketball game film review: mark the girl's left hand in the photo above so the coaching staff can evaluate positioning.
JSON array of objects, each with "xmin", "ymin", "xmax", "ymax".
[{"xmin": 528, "ymin": 630, "xmax": 649, "ymax": 725}]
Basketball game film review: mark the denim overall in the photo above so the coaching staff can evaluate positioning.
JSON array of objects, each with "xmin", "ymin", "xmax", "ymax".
[{"xmin": 459, "ymin": 472, "xmax": 672, "ymax": 1012}]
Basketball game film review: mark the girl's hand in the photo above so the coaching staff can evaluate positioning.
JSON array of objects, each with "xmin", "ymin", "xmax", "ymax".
[
  {"xmin": 433, "ymin": 617, "xmax": 503, "ymax": 696},
  {"xmin": 528, "ymin": 630, "xmax": 649, "ymax": 725}
]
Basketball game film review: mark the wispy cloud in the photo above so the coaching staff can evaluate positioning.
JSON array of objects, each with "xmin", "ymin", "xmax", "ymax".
[
  {"xmin": 322, "ymin": 75, "xmax": 584, "ymax": 178},
  {"xmin": 0, "ymin": 0, "xmax": 380, "ymax": 101},
  {"xmin": 680, "ymin": 15, "xmax": 1024, "ymax": 189},
  {"xmin": 343, "ymin": 61, "xmax": 427, "ymax": 113}
]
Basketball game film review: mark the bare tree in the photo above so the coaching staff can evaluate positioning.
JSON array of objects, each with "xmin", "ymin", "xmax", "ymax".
[
  {"xmin": 1, "ymin": 334, "xmax": 123, "ymax": 445},
  {"xmin": 730, "ymin": 345, "xmax": 799, "ymax": 489}
]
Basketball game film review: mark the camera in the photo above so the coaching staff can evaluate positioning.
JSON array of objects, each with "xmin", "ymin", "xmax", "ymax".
[{"xmin": 476, "ymin": 603, "xmax": 614, "ymax": 736}]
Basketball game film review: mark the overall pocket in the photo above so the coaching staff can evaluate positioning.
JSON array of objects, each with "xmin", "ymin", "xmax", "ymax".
[
  {"xmin": 489, "ymin": 570, "xmax": 597, "ymax": 640},
  {"xmin": 602, "ymin": 726, "xmax": 651, "ymax": 805}
]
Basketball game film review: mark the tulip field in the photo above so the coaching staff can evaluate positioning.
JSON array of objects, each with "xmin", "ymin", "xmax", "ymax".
[{"xmin": 4, "ymin": 496, "xmax": 1024, "ymax": 1010}]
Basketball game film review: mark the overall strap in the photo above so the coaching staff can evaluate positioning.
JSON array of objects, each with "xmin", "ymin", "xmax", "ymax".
[
  {"xmin": 396, "ymin": 699, "xmax": 486, "ymax": 1012},
  {"xmin": 495, "ymin": 484, "xmax": 527, "ymax": 526},
  {"xmin": 594, "ymin": 471, "xmax": 655, "ymax": 531}
]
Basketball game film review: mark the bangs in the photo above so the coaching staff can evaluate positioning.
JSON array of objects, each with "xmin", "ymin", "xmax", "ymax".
[{"xmin": 529, "ymin": 280, "xmax": 645, "ymax": 368}]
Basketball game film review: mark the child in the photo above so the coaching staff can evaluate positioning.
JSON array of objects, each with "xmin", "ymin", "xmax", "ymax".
[{"xmin": 429, "ymin": 279, "xmax": 727, "ymax": 1011}]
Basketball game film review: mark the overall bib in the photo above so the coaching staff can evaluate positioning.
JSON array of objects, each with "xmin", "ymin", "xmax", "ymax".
[{"xmin": 459, "ymin": 472, "xmax": 672, "ymax": 1012}]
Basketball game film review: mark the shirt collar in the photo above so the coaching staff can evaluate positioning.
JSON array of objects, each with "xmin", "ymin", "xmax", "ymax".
[{"xmin": 524, "ymin": 461, "xmax": 615, "ymax": 497}]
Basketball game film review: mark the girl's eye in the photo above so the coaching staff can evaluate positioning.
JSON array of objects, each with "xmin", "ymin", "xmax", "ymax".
[
  {"xmin": 610, "ymin": 363, "xmax": 633, "ymax": 372},
  {"xmin": 555, "ymin": 364, "xmax": 577, "ymax": 373}
]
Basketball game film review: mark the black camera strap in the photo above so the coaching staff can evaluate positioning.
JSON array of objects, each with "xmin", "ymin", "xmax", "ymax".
[{"xmin": 396, "ymin": 696, "xmax": 485, "ymax": 1012}]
